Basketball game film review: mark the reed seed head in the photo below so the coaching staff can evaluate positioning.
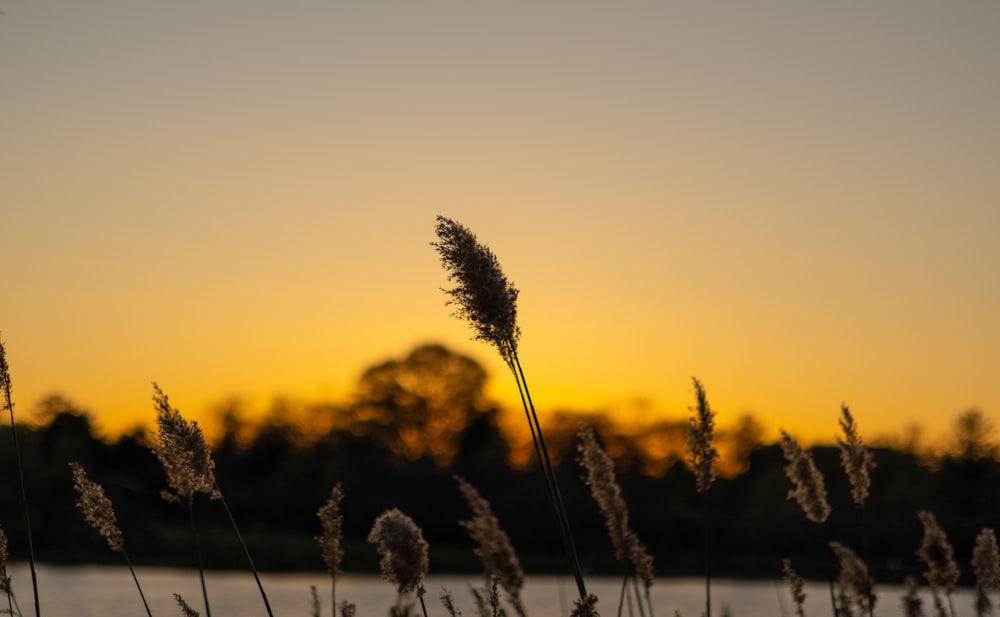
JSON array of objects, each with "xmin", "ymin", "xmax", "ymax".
[
  {"xmin": 0, "ymin": 526, "xmax": 9, "ymax": 594},
  {"xmin": 782, "ymin": 559, "xmax": 807, "ymax": 617},
  {"xmin": 570, "ymin": 594, "xmax": 600, "ymax": 617},
  {"xmin": 487, "ymin": 572, "xmax": 505, "ymax": 617},
  {"xmin": 455, "ymin": 476, "xmax": 524, "ymax": 596},
  {"xmin": 317, "ymin": 483, "xmax": 345, "ymax": 576},
  {"xmin": 686, "ymin": 377, "xmax": 718, "ymax": 494},
  {"xmin": 973, "ymin": 527, "xmax": 1000, "ymax": 616},
  {"xmin": 577, "ymin": 424, "xmax": 655, "ymax": 590},
  {"xmin": 339, "ymin": 601, "xmax": 357, "ymax": 617},
  {"xmin": 440, "ymin": 588, "xmax": 461, "ymax": 617},
  {"xmin": 175, "ymin": 593, "xmax": 201, "ymax": 617},
  {"xmin": 901, "ymin": 576, "xmax": 925, "ymax": 617},
  {"xmin": 367, "ymin": 508, "xmax": 430, "ymax": 595},
  {"xmin": 432, "ymin": 216, "xmax": 520, "ymax": 363},
  {"xmin": 829, "ymin": 541, "xmax": 876, "ymax": 615},
  {"xmin": 151, "ymin": 383, "xmax": 220, "ymax": 505},
  {"xmin": 0, "ymin": 334, "xmax": 12, "ymax": 410},
  {"xmin": 836, "ymin": 404, "xmax": 876, "ymax": 507},
  {"xmin": 69, "ymin": 461, "xmax": 125, "ymax": 553},
  {"xmin": 916, "ymin": 510, "xmax": 960, "ymax": 594},
  {"xmin": 779, "ymin": 430, "xmax": 831, "ymax": 524}
]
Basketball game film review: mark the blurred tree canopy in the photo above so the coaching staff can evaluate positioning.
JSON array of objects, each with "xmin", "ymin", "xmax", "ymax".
[{"xmin": 1, "ymin": 342, "xmax": 997, "ymax": 582}]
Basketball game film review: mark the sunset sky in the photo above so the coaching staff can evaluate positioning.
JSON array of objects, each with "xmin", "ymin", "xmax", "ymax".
[{"xmin": 2, "ymin": 2, "xmax": 998, "ymax": 447}]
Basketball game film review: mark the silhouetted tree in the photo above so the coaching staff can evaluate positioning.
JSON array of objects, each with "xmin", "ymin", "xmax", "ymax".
[{"xmin": 350, "ymin": 344, "xmax": 491, "ymax": 465}]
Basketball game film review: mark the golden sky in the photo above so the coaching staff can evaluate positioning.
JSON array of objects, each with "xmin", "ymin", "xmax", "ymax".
[{"xmin": 2, "ymin": 2, "xmax": 998, "ymax": 446}]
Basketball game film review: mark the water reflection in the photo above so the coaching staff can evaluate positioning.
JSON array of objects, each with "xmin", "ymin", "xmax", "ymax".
[{"xmin": 4, "ymin": 563, "xmax": 977, "ymax": 616}]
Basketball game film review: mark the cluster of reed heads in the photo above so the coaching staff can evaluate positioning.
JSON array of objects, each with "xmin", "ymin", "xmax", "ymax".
[{"xmin": 1, "ymin": 216, "xmax": 998, "ymax": 617}]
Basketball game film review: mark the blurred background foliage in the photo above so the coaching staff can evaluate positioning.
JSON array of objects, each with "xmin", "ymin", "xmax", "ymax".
[{"xmin": 2, "ymin": 343, "xmax": 997, "ymax": 584}]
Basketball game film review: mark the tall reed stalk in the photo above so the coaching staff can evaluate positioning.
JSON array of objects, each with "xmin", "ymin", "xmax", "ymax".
[
  {"xmin": 916, "ymin": 510, "xmax": 959, "ymax": 617},
  {"xmin": 836, "ymin": 404, "xmax": 876, "ymax": 617},
  {"xmin": 317, "ymin": 484, "xmax": 346, "ymax": 614},
  {"xmin": 455, "ymin": 476, "xmax": 527, "ymax": 617},
  {"xmin": 367, "ymin": 508, "xmax": 430, "ymax": 617},
  {"xmin": 779, "ymin": 429, "xmax": 834, "ymax": 614},
  {"xmin": 1, "ymin": 526, "xmax": 25, "ymax": 617},
  {"xmin": 151, "ymin": 383, "xmax": 274, "ymax": 617},
  {"xmin": 69, "ymin": 461, "xmax": 153, "ymax": 617},
  {"xmin": 0, "ymin": 336, "xmax": 41, "ymax": 617},
  {"xmin": 577, "ymin": 424, "xmax": 654, "ymax": 617},
  {"xmin": 686, "ymin": 378, "xmax": 718, "ymax": 617},
  {"xmin": 432, "ymin": 216, "xmax": 589, "ymax": 603}
]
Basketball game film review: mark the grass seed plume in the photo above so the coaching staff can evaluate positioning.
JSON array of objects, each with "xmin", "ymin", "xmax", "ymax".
[
  {"xmin": 837, "ymin": 405, "xmax": 876, "ymax": 507},
  {"xmin": 455, "ymin": 476, "xmax": 525, "ymax": 612},
  {"xmin": 780, "ymin": 430, "xmax": 831, "ymax": 524},
  {"xmin": 368, "ymin": 508, "xmax": 430, "ymax": 596}
]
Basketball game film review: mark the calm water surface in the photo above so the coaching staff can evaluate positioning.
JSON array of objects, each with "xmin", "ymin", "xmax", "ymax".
[{"xmin": 4, "ymin": 563, "xmax": 978, "ymax": 617}]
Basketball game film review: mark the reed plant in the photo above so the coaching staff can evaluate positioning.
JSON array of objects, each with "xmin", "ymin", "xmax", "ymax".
[
  {"xmin": 317, "ymin": 483, "xmax": 346, "ymax": 614},
  {"xmin": 1, "ymin": 526, "xmax": 24, "ymax": 617},
  {"xmin": 972, "ymin": 528, "xmax": 1000, "ymax": 617},
  {"xmin": 0, "ymin": 336, "xmax": 40, "ymax": 617},
  {"xmin": 151, "ymin": 383, "xmax": 273, "ymax": 617},
  {"xmin": 68, "ymin": 461, "xmax": 152, "ymax": 617},
  {"xmin": 916, "ymin": 510, "xmax": 960, "ymax": 617},
  {"xmin": 368, "ymin": 508, "xmax": 430, "ymax": 617},
  {"xmin": 433, "ymin": 215, "xmax": 588, "ymax": 604},
  {"xmin": 836, "ymin": 405, "xmax": 876, "ymax": 617},
  {"xmin": 577, "ymin": 424, "xmax": 654, "ymax": 617},
  {"xmin": 455, "ymin": 476, "xmax": 527, "ymax": 617},
  {"xmin": 685, "ymin": 378, "xmax": 717, "ymax": 617}
]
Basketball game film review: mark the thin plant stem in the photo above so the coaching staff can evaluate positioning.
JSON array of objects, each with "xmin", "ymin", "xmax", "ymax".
[
  {"xmin": 331, "ymin": 576, "xmax": 336, "ymax": 617},
  {"xmin": 187, "ymin": 500, "xmax": 212, "ymax": 617},
  {"xmin": 123, "ymin": 550, "xmax": 154, "ymax": 617},
  {"xmin": 630, "ymin": 577, "xmax": 646, "ymax": 617},
  {"xmin": 419, "ymin": 594, "xmax": 429, "ymax": 617},
  {"xmin": 216, "ymin": 485, "xmax": 274, "ymax": 617},
  {"xmin": 617, "ymin": 574, "xmax": 628, "ymax": 617},
  {"xmin": 508, "ymin": 347, "xmax": 588, "ymax": 602},
  {"xmin": 703, "ymin": 495, "xmax": 711, "ymax": 617},
  {"xmin": 3, "ymin": 389, "xmax": 40, "ymax": 617}
]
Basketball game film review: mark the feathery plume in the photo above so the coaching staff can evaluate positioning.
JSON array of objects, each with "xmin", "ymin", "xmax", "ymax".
[
  {"xmin": 1, "ymin": 335, "xmax": 41, "ymax": 617},
  {"xmin": 441, "ymin": 588, "xmax": 462, "ymax": 617},
  {"xmin": 0, "ymin": 338, "xmax": 10, "ymax": 412},
  {"xmin": 152, "ymin": 383, "xmax": 219, "ymax": 504},
  {"xmin": 487, "ymin": 573, "xmax": 506, "ymax": 617},
  {"xmin": 916, "ymin": 511, "xmax": 960, "ymax": 594},
  {"xmin": 0, "ymin": 526, "xmax": 8, "ymax": 588},
  {"xmin": 836, "ymin": 405, "xmax": 876, "ymax": 507},
  {"xmin": 782, "ymin": 559, "xmax": 807, "ymax": 617},
  {"xmin": 570, "ymin": 594, "xmax": 600, "ymax": 617},
  {"xmin": 902, "ymin": 576, "xmax": 925, "ymax": 617},
  {"xmin": 309, "ymin": 585, "xmax": 320, "ymax": 617},
  {"xmin": 973, "ymin": 528, "xmax": 1000, "ymax": 616},
  {"xmin": 176, "ymin": 593, "xmax": 201, "ymax": 617},
  {"xmin": 317, "ymin": 483, "xmax": 346, "ymax": 616},
  {"xmin": 69, "ymin": 461, "xmax": 125, "ymax": 553},
  {"xmin": 317, "ymin": 484, "xmax": 345, "ymax": 576},
  {"xmin": 829, "ymin": 541, "xmax": 876, "ymax": 616},
  {"xmin": 455, "ymin": 477, "xmax": 524, "ymax": 598},
  {"xmin": 687, "ymin": 378, "xmax": 718, "ymax": 494},
  {"xmin": 339, "ymin": 601, "xmax": 357, "ymax": 617},
  {"xmin": 368, "ymin": 508, "xmax": 430, "ymax": 595},
  {"xmin": 432, "ymin": 216, "xmax": 520, "ymax": 362},
  {"xmin": 779, "ymin": 430, "xmax": 831, "ymax": 524},
  {"xmin": 577, "ymin": 424, "xmax": 655, "ymax": 590}
]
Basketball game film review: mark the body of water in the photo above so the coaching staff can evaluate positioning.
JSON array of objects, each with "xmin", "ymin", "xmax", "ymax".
[{"xmin": 2, "ymin": 563, "xmax": 981, "ymax": 616}]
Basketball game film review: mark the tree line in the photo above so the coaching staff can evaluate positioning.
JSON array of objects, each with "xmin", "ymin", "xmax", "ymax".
[{"xmin": 1, "ymin": 344, "xmax": 996, "ymax": 584}]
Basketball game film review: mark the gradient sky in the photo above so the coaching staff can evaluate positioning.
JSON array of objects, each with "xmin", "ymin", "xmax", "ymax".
[{"xmin": 2, "ymin": 2, "xmax": 998, "ymax": 446}]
